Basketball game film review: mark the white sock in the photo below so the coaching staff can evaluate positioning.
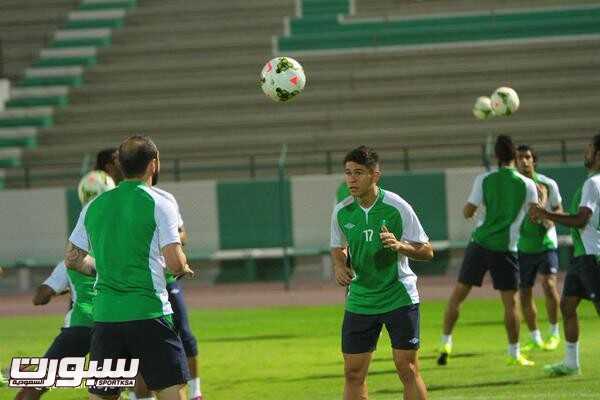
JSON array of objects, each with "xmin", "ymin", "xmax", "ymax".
[
  {"xmin": 564, "ymin": 341, "xmax": 579, "ymax": 369},
  {"xmin": 441, "ymin": 334, "xmax": 452, "ymax": 345},
  {"xmin": 508, "ymin": 342, "xmax": 520, "ymax": 358},
  {"xmin": 188, "ymin": 377, "xmax": 202, "ymax": 399},
  {"xmin": 550, "ymin": 323, "xmax": 560, "ymax": 337},
  {"xmin": 129, "ymin": 392, "xmax": 137, "ymax": 400},
  {"xmin": 531, "ymin": 329, "xmax": 543, "ymax": 344}
]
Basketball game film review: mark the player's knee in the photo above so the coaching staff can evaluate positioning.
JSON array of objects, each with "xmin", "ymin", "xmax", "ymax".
[
  {"xmin": 344, "ymin": 366, "xmax": 367, "ymax": 385},
  {"xmin": 394, "ymin": 360, "xmax": 417, "ymax": 384},
  {"xmin": 560, "ymin": 298, "xmax": 576, "ymax": 318},
  {"xmin": 541, "ymin": 277, "xmax": 556, "ymax": 293}
]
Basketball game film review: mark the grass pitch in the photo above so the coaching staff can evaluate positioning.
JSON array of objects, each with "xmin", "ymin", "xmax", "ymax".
[{"xmin": 1, "ymin": 298, "xmax": 599, "ymax": 399}]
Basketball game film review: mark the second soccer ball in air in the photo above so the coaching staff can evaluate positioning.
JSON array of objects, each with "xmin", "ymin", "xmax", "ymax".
[{"xmin": 490, "ymin": 87, "xmax": 520, "ymax": 116}]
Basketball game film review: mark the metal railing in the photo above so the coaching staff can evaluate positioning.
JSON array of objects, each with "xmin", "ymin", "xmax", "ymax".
[{"xmin": 6, "ymin": 138, "xmax": 581, "ymax": 188}]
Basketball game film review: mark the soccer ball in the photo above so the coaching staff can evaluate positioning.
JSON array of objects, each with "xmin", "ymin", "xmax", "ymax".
[
  {"xmin": 260, "ymin": 56, "xmax": 306, "ymax": 102},
  {"xmin": 490, "ymin": 87, "xmax": 520, "ymax": 116},
  {"xmin": 472, "ymin": 96, "xmax": 495, "ymax": 120},
  {"xmin": 77, "ymin": 170, "xmax": 115, "ymax": 205}
]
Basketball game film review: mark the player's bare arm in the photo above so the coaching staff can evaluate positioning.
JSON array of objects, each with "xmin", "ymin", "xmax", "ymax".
[
  {"xmin": 163, "ymin": 243, "xmax": 194, "ymax": 279},
  {"xmin": 32, "ymin": 285, "xmax": 57, "ymax": 306},
  {"xmin": 463, "ymin": 203, "xmax": 477, "ymax": 219},
  {"xmin": 179, "ymin": 226, "xmax": 188, "ymax": 247},
  {"xmin": 531, "ymin": 205, "xmax": 591, "ymax": 229},
  {"xmin": 331, "ymin": 247, "xmax": 353, "ymax": 286},
  {"xmin": 64, "ymin": 242, "xmax": 96, "ymax": 276},
  {"xmin": 380, "ymin": 226, "xmax": 434, "ymax": 261}
]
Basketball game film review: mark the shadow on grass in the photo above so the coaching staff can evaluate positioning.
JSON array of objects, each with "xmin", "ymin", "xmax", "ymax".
[
  {"xmin": 202, "ymin": 334, "xmax": 299, "ymax": 343},
  {"xmin": 374, "ymin": 379, "xmax": 523, "ymax": 395}
]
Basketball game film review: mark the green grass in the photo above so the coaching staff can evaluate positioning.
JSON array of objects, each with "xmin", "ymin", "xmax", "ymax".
[{"xmin": 1, "ymin": 299, "xmax": 599, "ymax": 399}]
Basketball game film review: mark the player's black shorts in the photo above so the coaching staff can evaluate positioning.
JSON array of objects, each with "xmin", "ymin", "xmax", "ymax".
[
  {"xmin": 458, "ymin": 242, "xmax": 519, "ymax": 291},
  {"xmin": 168, "ymin": 281, "xmax": 198, "ymax": 357},
  {"xmin": 44, "ymin": 326, "xmax": 92, "ymax": 359},
  {"xmin": 88, "ymin": 316, "xmax": 190, "ymax": 397},
  {"xmin": 562, "ymin": 255, "xmax": 600, "ymax": 301},
  {"xmin": 342, "ymin": 303, "xmax": 420, "ymax": 354},
  {"xmin": 518, "ymin": 250, "xmax": 559, "ymax": 289}
]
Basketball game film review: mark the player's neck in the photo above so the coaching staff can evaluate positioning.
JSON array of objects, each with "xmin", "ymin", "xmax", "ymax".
[
  {"xmin": 522, "ymin": 169, "xmax": 534, "ymax": 179},
  {"xmin": 357, "ymin": 186, "xmax": 378, "ymax": 208}
]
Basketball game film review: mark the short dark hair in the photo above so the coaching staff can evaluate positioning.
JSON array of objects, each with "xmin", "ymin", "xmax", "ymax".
[
  {"xmin": 495, "ymin": 135, "xmax": 515, "ymax": 164},
  {"xmin": 593, "ymin": 133, "xmax": 600, "ymax": 155},
  {"xmin": 516, "ymin": 144, "xmax": 537, "ymax": 163},
  {"xmin": 343, "ymin": 146, "xmax": 379, "ymax": 169},
  {"xmin": 118, "ymin": 135, "xmax": 158, "ymax": 178},
  {"xmin": 95, "ymin": 147, "xmax": 117, "ymax": 172}
]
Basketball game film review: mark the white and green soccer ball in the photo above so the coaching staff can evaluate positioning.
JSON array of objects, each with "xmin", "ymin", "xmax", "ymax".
[
  {"xmin": 472, "ymin": 96, "xmax": 495, "ymax": 120},
  {"xmin": 490, "ymin": 87, "xmax": 520, "ymax": 116},
  {"xmin": 260, "ymin": 56, "xmax": 306, "ymax": 102},
  {"xmin": 77, "ymin": 170, "xmax": 115, "ymax": 205}
]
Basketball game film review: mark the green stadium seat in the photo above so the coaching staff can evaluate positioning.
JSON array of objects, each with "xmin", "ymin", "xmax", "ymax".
[
  {"xmin": 79, "ymin": 0, "xmax": 137, "ymax": 11},
  {"xmin": 0, "ymin": 148, "xmax": 22, "ymax": 168},
  {"xmin": 52, "ymin": 29, "xmax": 113, "ymax": 48},
  {"xmin": 0, "ymin": 128, "xmax": 38, "ymax": 148},
  {"xmin": 0, "ymin": 108, "xmax": 53, "ymax": 128},
  {"xmin": 34, "ymin": 47, "xmax": 98, "ymax": 68},
  {"xmin": 65, "ymin": 10, "xmax": 126, "ymax": 30},
  {"xmin": 20, "ymin": 67, "xmax": 84, "ymax": 87},
  {"xmin": 7, "ymin": 87, "xmax": 69, "ymax": 108}
]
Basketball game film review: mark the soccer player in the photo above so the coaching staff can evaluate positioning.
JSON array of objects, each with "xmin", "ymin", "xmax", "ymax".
[
  {"xmin": 531, "ymin": 134, "xmax": 600, "ymax": 376},
  {"xmin": 515, "ymin": 145, "xmax": 562, "ymax": 351},
  {"xmin": 13, "ymin": 169, "xmax": 111, "ymax": 400},
  {"xmin": 96, "ymin": 148, "xmax": 203, "ymax": 400},
  {"xmin": 331, "ymin": 146, "xmax": 433, "ymax": 400},
  {"xmin": 437, "ymin": 135, "xmax": 538, "ymax": 367},
  {"xmin": 65, "ymin": 135, "xmax": 193, "ymax": 400}
]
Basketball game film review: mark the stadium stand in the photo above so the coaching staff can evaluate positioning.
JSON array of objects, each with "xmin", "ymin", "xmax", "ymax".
[{"xmin": 1, "ymin": 0, "xmax": 599, "ymax": 188}]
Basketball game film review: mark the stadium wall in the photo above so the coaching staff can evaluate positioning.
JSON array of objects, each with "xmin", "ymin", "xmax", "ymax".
[{"xmin": 0, "ymin": 164, "xmax": 587, "ymax": 267}]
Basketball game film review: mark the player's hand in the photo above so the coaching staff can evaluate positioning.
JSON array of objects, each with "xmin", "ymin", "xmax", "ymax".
[
  {"xmin": 380, "ymin": 225, "xmax": 400, "ymax": 251},
  {"xmin": 175, "ymin": 264, "xmax": 195, "ymax": 280},
  {"xmin": 334, "ymin": 265, "xmax": 353, "ymax": 286},
  {"xmin": 529, "ymin": 204, "xmax": 546, "ymax": 224}
]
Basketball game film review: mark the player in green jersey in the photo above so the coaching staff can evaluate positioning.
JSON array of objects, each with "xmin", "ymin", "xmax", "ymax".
[
  {"xmin": 13, "ymin": 166, "xmax": 112, "ymax": 400},
  {"xmin": 331, "ymin": 146, "xmax": 434, "ymax": 400},
  {"xmin": 532, "ymin": 134, "xmax": 600, "ymax": 376},
  {"xmin": 438, "ymin": 135, "xmax": 539, "ymax": 367},
  {"xmin": 515, "ymin": 145, "xmax": 562, "ymax": 352},
  {"xmin": 66, "ymin": 136, "xmax": 193, "ymax": 400}
]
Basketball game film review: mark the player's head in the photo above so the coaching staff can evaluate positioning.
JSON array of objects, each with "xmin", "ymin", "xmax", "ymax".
[
  {"xmin": 95, "ymin": 147, "xmax": 123, "ymax": 184},
  {"xmin": 343, "ymin": 146, "xmax": 381, "ymax": 197},
  {"xmin": 516, "ymin": 144, "xmax": 536, "ymax": 177},
  {"xmin": 495, "ymin": 135, "xmax": 516, "ymax": 166},
  {"xmin": 584, "ymin": 133, "xmax": 600, "ymax": 170},
  {"xmin": 118, "ymin": 135, "xmax": 160, "ymax": 185}
]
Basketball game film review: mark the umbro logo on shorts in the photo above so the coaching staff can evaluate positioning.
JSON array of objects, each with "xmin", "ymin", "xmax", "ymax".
[
  {"xmin": 344, "ymin": 223, "xmax": 356, "ymax": 229},
  {"xmin": 409, "ymin": 338, "xmax": 419, "ymax": 345}
]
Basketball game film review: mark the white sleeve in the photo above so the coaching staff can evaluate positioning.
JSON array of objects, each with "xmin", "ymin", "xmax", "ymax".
[
  {"xmin": 156, "ymin": 198, "xmax": 182, "ymax": 249},
  {"xmin": 400, "ymin": 205, "xmax": 430, "ymax": 243},
  {"xmin": 580, "ymin": 179, "xmax": 599, "ymax": 213},
  {"xmin": 69, "ymin": 203, "xmax": 90, "ymax": 252},
  {"xmin": 548, "ymin": 180, "xmax": 562, "ymax": 209},
  {"xmin": 467, "ymin": 174, "xmax": 484, "ymax": 206},
  {"xmin": 174, "ymin": 199, "xmax": 184, "ymax": 229},
  {"xmin": 525, "ymin": 179, "xmax": 539, "ymax": 205},
  {"xmin": 330, "ymin": 209, "xmax": 346, "ymax": 248},
  {"xmin": 43, "ymin": 262, "xmax": 69, "ymax": 293}
]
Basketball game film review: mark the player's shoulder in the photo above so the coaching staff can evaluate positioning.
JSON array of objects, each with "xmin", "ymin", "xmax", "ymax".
[
  {"xmin": 381, "ymin": 189, "xmax": 414, "ymax": 214},
  {"xmin": 584, "ymin": 174, "xmax": 600, "ymax": 191},
  {"xmin": 150, "ymin": 186, "xmax": 177, "ymax": 203},
  {"xmin": 512, "ymin": 169, "xmax": 537, "ymax": 190},
  {"xmin": 536, "ymin": 173, "xmax": 559, "ymax": 187},
  {"xmin": 333, "ymin": 195, "xmax": 354, "ymax": 214},
  {"xmin": 141, "ymin": 185, "xmax": 178, "ymax": 206}
]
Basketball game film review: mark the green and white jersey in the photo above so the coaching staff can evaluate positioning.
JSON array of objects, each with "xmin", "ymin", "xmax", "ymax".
[
  {"xmin": 69, "ymin": 180, "xmax": 181, "ymax": 323},
  {"xmin": 331, "ymin": 188, "xmax": 429, "ymax": 315},
  {"xmin": 518, "ymin": 173, "xmax": 562, "ymax": 254},
  {"xmin": 570, "ymin": 174, "xmax": 600, "ymax": 257},
  {"xmin": 152, "ymin": 187, "xmax": 185, "ymax": 285},
  {"xmin": 43, "ymin": 261, "xmax": 96, "ymax": 328},
  {"xmin": 468, "ymin": 167, "xmax": 538, "ymax": 253}
]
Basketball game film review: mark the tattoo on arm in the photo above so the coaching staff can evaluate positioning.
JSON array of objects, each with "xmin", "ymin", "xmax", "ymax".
[{"xmin": 65, "ymin": 243, "xmax": 96, "ymax": 276}]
